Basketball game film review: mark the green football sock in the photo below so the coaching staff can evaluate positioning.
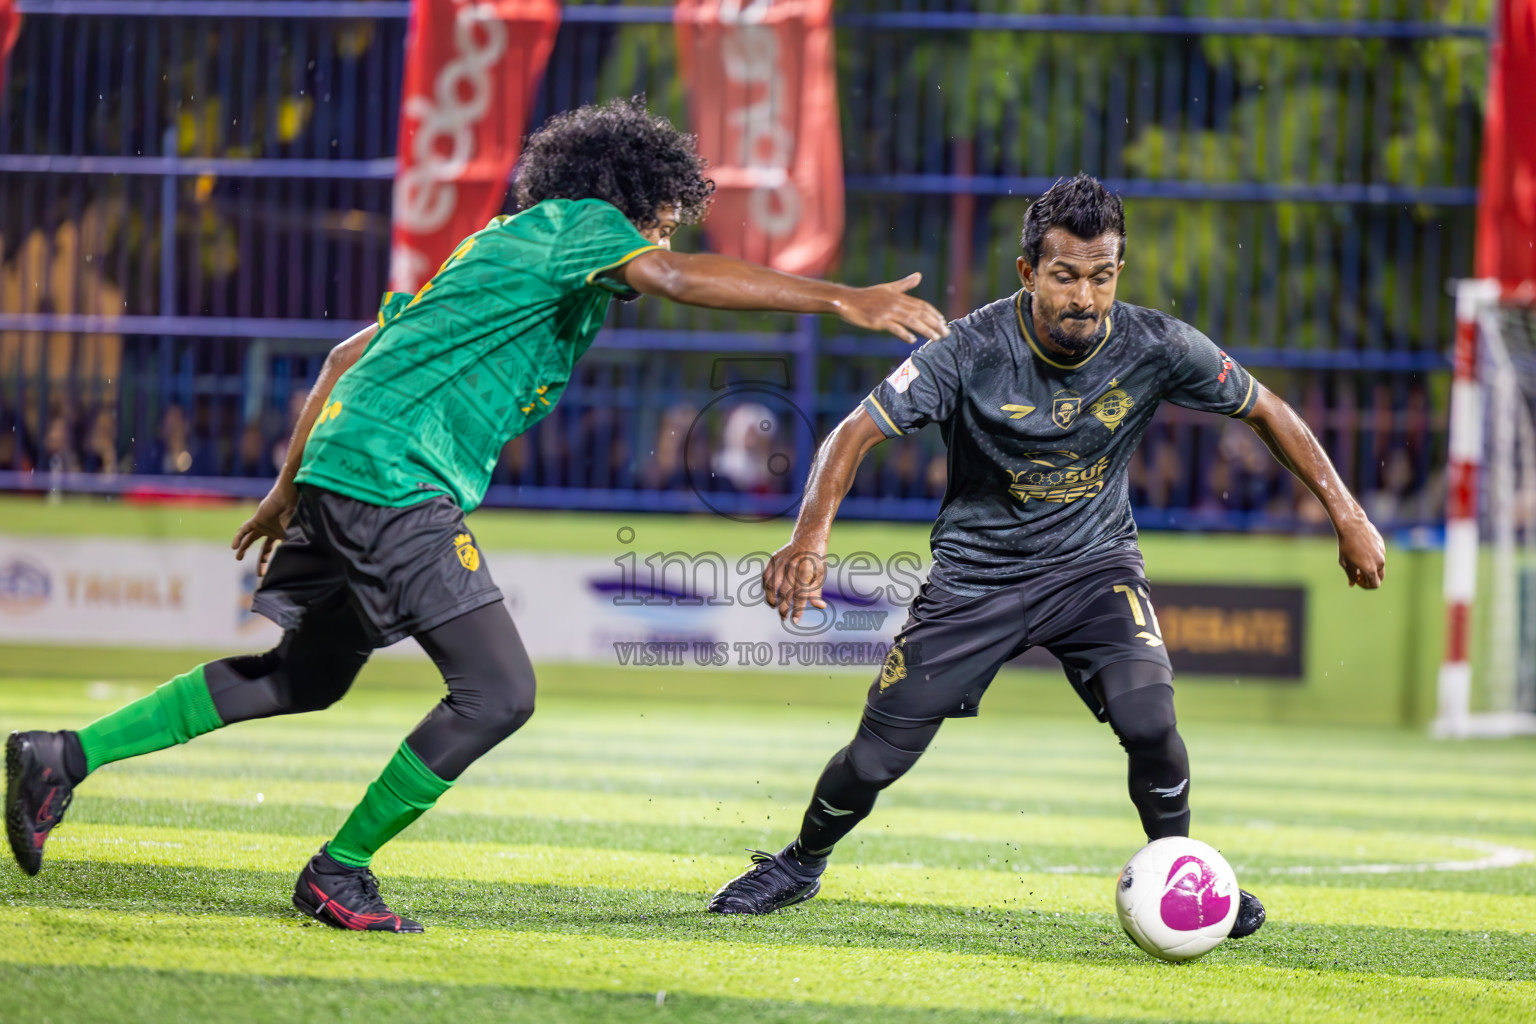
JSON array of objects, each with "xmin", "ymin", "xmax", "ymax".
[
  {"xmin": 327, "ymin": 741, "xmax": 453, "ymax": 869},
  {"xmin": 75, "ymin": 665, "xmax": 224, "ymax": 774}
]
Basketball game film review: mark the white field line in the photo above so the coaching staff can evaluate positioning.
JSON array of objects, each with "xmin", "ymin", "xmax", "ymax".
[{"xmin": 1017, "ymin": 838, "xmax": 1536, "ymax": 877}]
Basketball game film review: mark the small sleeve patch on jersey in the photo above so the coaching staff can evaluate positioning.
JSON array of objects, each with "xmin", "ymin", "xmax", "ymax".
[{"xmin": 886, "ymin": 357, "xmax": 920, "ymax": 394}]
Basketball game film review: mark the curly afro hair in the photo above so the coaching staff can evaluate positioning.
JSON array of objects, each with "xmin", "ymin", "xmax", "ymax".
[
  {"xmin": 1019, "ymin": 173, "xmax": 1125, "ymax": 266},
  {"xmin": 514, "ymin": 97, "xmax": 714, "ymax": 230}
]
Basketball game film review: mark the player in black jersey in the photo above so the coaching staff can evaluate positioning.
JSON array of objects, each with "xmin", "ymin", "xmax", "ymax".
[{"xmin": 708, "ymin": 174, "xmax": 1386, "ymax": 937}]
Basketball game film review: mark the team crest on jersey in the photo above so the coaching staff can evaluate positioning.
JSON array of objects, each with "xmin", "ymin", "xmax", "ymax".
[
  {"xmin": 1089, "ymin": 379, "xmax": 1136, "ymax": 432},
  {"xmin": 1051, "ymin": 390, "xmax": 1082, "ymax": 429},
  {"xmin": 879, "ymin": 641, "xmax": 909, "ymax": 690},
  {"xmin": 453, "ymin": 533, "xmax": 481, "ymax": 572}
]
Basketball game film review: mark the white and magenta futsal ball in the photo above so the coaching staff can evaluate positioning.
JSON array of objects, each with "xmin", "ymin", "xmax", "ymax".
[{"xmin": 1115, "ymin": 837, "xmax": 1240, "ymax": 962}]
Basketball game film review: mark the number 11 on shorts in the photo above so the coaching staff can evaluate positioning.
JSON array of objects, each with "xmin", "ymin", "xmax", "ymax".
[{"xmin": 1114, "ymin": 584, "xmax": 1165, "ymax": 647}]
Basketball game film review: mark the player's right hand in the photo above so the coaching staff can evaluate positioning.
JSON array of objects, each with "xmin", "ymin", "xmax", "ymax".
[
  {"xmin": 233, "ymin": 481, "xmax": 298, "ymax": 577},
  {"xmin": 763, "ymin": 538, "xmax": 829, "ymax": 624},
  {"xmin": 834, "ymin": 272, "xmax": 951, "ymax": 345},
  {"xmin": 1337, "ymin": 514, "xmax": 1386, "ymax": 589}
]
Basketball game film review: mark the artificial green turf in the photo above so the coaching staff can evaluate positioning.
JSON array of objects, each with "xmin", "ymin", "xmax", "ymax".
[{"xmin": 2, "ymin": 673, "xmax": 1534, "ymax": 1023}]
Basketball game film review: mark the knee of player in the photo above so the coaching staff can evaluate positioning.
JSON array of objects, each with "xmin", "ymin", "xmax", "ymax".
[
  {"xmin": 284, "ymin": 658, "xmax": 366, "ymax": 714},
  {"xmin": 847, "ymin": 723, "xmax": 926, "ymax": 788},
  {"xmin": 1104, "ymin": 684, "xmax": 1179, "ymax": 749},
  {"xmin": 478, "ymin": 679, "xmax": 536, "ymax": 735}
]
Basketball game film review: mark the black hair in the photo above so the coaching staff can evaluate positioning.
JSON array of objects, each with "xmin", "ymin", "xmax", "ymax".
[
  {"xmin": 1019, "ymin": 173, "xmax": 1125, "ymax": 266},
  {"xmin": 514, "ymin": 97, "xmax": 714, "ymax": 230}
]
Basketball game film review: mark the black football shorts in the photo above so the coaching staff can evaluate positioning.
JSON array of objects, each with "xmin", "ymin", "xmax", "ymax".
[
  {"xmin": 865, "ymin": 563, "xmax": 1174, "ymax": 727},
  {"xmin": 251, "ymin": 484, "xmax": 503, "ymax": 647}
]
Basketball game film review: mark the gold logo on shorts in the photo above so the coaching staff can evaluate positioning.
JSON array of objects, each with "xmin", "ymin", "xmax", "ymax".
[
  {"xmin": 879, "ymin": 642, "xmax": 908, "ymax": 691},
  {"xmin": 453, "ymin": 533, "xmax": 481, "ymax": 572},
  {"xmin": 1089, "ymin": 378, "xmax": 1135, "ymax": 432}
]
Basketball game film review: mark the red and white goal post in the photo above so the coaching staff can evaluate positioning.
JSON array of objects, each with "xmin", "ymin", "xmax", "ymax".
[{"xmin": 1435, "ymin": 279, "xmax": 1536, "ymax": 738}]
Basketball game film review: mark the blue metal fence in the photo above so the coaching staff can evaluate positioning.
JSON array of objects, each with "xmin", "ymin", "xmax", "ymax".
[{"xmin": 0, "ymin": 1, "xmax": 1489, "ymax": 528}]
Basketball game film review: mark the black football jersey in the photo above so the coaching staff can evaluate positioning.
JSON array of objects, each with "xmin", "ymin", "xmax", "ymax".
[{"xmin": 862, "ymin": 291, "xmax": 1257, "ymax": 596}]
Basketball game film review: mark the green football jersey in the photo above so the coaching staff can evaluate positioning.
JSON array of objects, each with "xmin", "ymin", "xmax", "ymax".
[{"xmin": 297, "ymin": 198, "xmax": 659, "ymax": 510}]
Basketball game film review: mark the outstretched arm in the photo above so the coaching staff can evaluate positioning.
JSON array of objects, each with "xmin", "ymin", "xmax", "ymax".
[
  {"xmin": 1242, "ymin": 384, "xmax": 1386, "ymax": 588},
  {"xmin": 231, "ymin": 322, "xmax": 377, "ymax": 573},
  {"xmin": 616, "ymin": 250, "xmax": 950, "ymax": 345},
  {"xmin": 763, "ymin": 408, "xmax": 891, "ymax": 622}
]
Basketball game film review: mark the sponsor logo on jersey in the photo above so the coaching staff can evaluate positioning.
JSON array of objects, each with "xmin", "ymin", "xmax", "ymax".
[
  {"xmin": 1051, "ymin": 389, "xmax": 1082, "ymax": 429},
  {"xmin": 453, "ymin": 533, "xmax": 481, "ymax": 572},
  {"xmin": 1000, "ymin": 404, "xmax": 1035, "ymax": 420},
  {"xmin": 1006, "ymin": 450, "xmax": 1109, "ymax": 504},
  {"xmin": 886, "ymin": 358, "xmax": 920, "ymax": 394},
  {"xmin": 1089, "ymin": 378, "xmax": 1135, "ymax": 432},
  {"xmin": 1217, "ymin": 350, "xmax": 1233, "ymax": 384},
  {"xmin": 879, "ymin": 640, "xmax": 908, "ymax": 690},
  {"xmin": 1159, "ymin": 855, "xmax": 1232, "ymax": 931}
]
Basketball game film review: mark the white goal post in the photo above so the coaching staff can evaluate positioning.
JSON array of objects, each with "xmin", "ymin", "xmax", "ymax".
[{"xmin": 1434, "ymin": 278, "xmax": 1536, "ymax": 738}]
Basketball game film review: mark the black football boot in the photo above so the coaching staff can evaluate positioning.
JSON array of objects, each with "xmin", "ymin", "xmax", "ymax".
[
  {"xmin": 292, "ymin": 845, "xmax": 424, "ymax": 933},
  {"xmin": 6, "ymin": 731, "xmax": 81, "ymax": 875},
  {"xmin": 1228, "ymin": 889, "xmax": 1266, "ymax": 938},
  {"xmin": 707, "ymin": 843, "xmax": 824, "ymax": 915}
]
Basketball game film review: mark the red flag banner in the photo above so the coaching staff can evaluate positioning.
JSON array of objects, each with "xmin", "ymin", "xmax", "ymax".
[
  {"xmin": 390, "ymin": 0, "xmax": 561, "ymax": 292},
  {"xmin": 0, "ymin": 0, "xmax": 20, "ymax": 95},
  {"xmin": 675, "ymin": 0, "xmax": 844, "ymax": 277},
  {"xmin": 1476, "ymin": 0, "xmax": 1536, "ymax": 289}
]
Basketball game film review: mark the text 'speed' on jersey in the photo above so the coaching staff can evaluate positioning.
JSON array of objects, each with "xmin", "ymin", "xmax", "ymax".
[
  {"xmin": 297, "ymin": 198, "xmax": 659, "ymax": 511},
  {"xmin": 861, "ymin": 291, "xmax": 1257, "ymax": 596}
]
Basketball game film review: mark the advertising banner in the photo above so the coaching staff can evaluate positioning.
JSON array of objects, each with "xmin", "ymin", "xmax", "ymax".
[
  {"xmin": 675, "ymin": 0, "xmax": 844, "ymax": 277},
  {"xmin": 0, "ymin": 538, "xmax": 1307, "ymax": 679},
  {"xmin": 0, "ymin": 538, "xmax": 920, "ymax": 672},
  {"xmin": 1012, "ymin": 583, "xmax": 1307, "ymax": 680},
  {"xmin": 1149, "ymin": 583, "xmax": 1307, "ymax": 679},
  {"xmin": 389, "ymin": 0, "xmax": 561, "ymax": 292}
]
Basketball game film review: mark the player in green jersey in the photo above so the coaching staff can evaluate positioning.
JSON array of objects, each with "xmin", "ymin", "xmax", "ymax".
[{"xmin": 5, "ymin": 98, "xmax": 949, "ymax": 931}]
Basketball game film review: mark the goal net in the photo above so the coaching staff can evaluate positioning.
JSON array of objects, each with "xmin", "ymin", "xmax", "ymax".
[{"xmin": 1435, "ymin": 280, "xmax": 1536, "ymax": 738}]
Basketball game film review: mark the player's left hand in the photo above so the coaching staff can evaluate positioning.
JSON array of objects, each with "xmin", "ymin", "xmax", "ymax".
[
  {"xmin": 233, "ymin": 481, "xmax": 298, "ymax": 577},
  {"xmin": 1337, "ymin": 514, "xmax": 1386, "ymax": 589},
  {"xmin": 763, "ymin": 538, "xmax": 829, "ymax": 624},
  {"xmin": 833, "ymin": 273, "xmax": 951, "ymax": 345}
]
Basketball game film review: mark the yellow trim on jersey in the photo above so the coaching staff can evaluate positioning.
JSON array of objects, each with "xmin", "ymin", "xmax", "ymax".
[
  {"xmin": 585, "ymin": 244, "xmax": 663, "ymax": 286},
  {"xmin": 865, "ymin": 395, "xmax": 901, "ymax": 435},
  {"xmin": 1228, "ymin": 375, "xmax": 1257, "ymax": 417},
  {"xmin": 1014, "ymin": 290, "xmax": 1113, "ymax": 370}
]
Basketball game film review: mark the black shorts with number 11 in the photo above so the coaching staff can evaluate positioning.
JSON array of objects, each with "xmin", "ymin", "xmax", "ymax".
[{"xmin": 868, "ymin": 563, "xmax": 1173, "ymax": 726}]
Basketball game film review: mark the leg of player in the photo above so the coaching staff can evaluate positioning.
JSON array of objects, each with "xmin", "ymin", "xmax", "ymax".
[
  {"xmin": 5, "ymin": 602, "xmax": 370, "ymax": 877},
  {"xmin": 706, "ymin": 714, "xmax": 940, "ymax": 914},
  {"xmin": 1095, "ymin": 660, "xmax": 1190, "ymax": 841},
  {"xmin": 292, "ymin": 601, "xmax": 535, "ymax": 933},
  {"xmin": 1094, "ymin": 660, "xmax": 1265, "ymax": 939}
]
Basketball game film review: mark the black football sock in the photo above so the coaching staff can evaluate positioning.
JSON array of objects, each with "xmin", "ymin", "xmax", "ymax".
[
  {"xmin": 794, "ymin": 717, "xmax": 939, "ymax": 862},
  {"xmin": 60, "ymin": 731, "xmax": 88, "ymax": 786},
  {"xmin": 794, "ymin": 747, "xmax": 881, "ymax": 863},
  {"xmin": 1104, "ymin": 682, "xmax": 1191, "ymax": 840}
]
